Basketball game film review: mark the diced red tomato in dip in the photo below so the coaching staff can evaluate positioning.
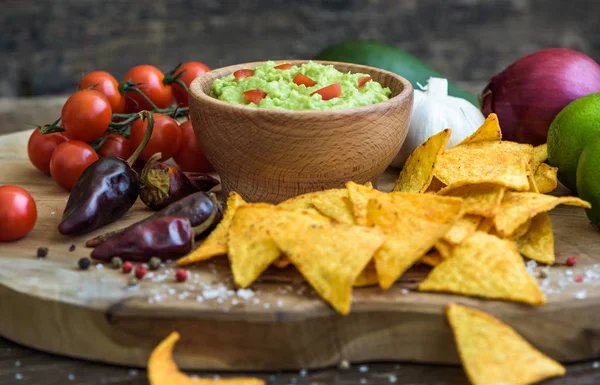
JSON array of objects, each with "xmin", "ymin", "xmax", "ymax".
[
  {"xmin": 234, "ymin": 69, "xmax": 254, "ymax": 80},
  {"xmin": 242, "ymin": 90, "xmax": 267, "ymax": 104},
  {"xmin": 311, "ymin": 83, "xmax": 342, "ymax": 101},
  {"xmin": 358, "ymin": 76, "xmax": 372, "ymax": 89},
  {"xmin": 274, "ymin": 63, "xmax": 291, "ymax": 70},
  {"xmin": 293, "ymin": 74, "xmax": 317, "ymax": 87}
]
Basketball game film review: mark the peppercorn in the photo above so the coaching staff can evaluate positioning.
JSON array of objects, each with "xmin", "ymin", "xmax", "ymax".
[
  {"xmin": 122, "ymin": 261, "xmax": 133, "ymax": 274},
  {"xmin": 566, "ymin": 256, "xmax": 577, "ymax": 266},
  {"xmin": 69, "ymin": 244, "xmax": 76, "ymax": 252},
  {"xmin": 128, "ymin": 277, "xmax": 139, "ymax": 286},
  {"xmin": 175, "ymin": 268, "xmax": 188, "ymax": 282},
  {"xmin": 37, "ymin": 247, "xmax": 48, "ymax": 258},
  {"xmin": 78, "ymin": 257, "xmax": 91, "ymax": 270},
  {"xmin": 148, "ymin": 256, "xmax": 161, "ymax": 270},
  {"xmin": 135, "ymin": 264, "xmax": 147, "ymax": 279},
  {"xmin": 575, "ymin": 275, "xmax": 584, "ymax": 283},
  {"xmin": 111, "ymin": 257, "xmax": 123, "ymax": 269}
]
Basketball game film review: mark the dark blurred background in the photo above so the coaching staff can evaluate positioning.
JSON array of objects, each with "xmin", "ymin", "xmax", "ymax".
[{"xmin": 2, "ymin": 0, "xmax": 599, "ymax": 98}]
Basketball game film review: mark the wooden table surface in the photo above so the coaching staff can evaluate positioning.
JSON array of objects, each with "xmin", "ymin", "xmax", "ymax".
[{"xmin": 2, "ymin": 94, "xmax": 600, "ymax": 385}]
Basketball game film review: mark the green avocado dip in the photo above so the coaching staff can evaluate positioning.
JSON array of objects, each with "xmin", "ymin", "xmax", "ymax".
[{"xmin": 210, "ymin": 61, "xmax": 392, "ymax": 110}]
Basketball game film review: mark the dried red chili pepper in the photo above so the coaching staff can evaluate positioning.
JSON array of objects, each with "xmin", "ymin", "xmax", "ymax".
[
  {"xmin": 85, "ymin": 191, "xmax": 219, "ymax": 248},
  {"xmin": 139, "ymin": 153, "xmax": 219, "ymax": 210},
  {"xmin": 58, "ymin": 111, "xmax": 155, "ymax": 235},
  {"xmin": 90, "ymin": 216, "xmax": 195, "ymax": 262}
]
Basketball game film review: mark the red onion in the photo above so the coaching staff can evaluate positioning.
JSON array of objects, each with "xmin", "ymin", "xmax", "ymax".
[{"xmin": 481, "ymin": 48, "xmax": 600, "ymax": 145}]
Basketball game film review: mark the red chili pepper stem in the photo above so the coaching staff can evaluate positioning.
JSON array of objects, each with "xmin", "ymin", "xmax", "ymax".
[{"xmin": 126, "ymin": 111, "xmax": 155, "ymax": 167}]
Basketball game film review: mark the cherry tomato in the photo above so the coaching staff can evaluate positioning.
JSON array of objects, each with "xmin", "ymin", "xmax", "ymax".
[
  {"xmin": 274, "ymin": 63, "xmax": 291, "ymax": 70},
  {"xmin": 123, "ymin": 65, "xmax": 173, "ymax": 112},
  {"xmin": 242, "ymin": 90, "xmax": 267, "ymax": 104},
  {"xmin": 233, "ymin": 69, "xmax": 254, "ymax": 80},
  {"xmin": 173, "ymin": 120, "xmax": 213, "ymax": 172},
  {"xmin": 0, "ymin": 185, "xmax": 37, "ymax": 242},
  {"xmin": 358, "ymin": 76, "xmax": 372, "ymax": 89},
  {"xmin": 50, "ymin": 141, "xmax": 99, "ymax": 191},
  {"xmin": 78, "ymin": 71, "xmax": 126, "ymax": 113},
  {"xmin": 97, "ymin": 134, "xmax": 133, "ymax": 160},
  {"xmin": 129, "ymin": 113, "xmax": 181, "ymax": 161},
  {"xmin": 293, "ymin": 74, "xmax": 316, "ymax": 87},
  {"xmin": 61, "ymin": 90, "xmax": 112, "ymax": 143},
  {"xmin": 27, "ymin": 128, "xmax": 68, "ymax": 174},
  {"xmin": 311, "ymin": 83, "xmax": 342, "ymax": 101},
  {"xmin": 172, "ymin": 62, "xmax": 210, "ymax": 107}
]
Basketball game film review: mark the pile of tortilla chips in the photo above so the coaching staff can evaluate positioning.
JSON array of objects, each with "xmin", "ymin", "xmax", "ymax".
[
  {"xmin": 179, "ymin": 113, "xmax": 589, "ymax": 314},
  {"xmin": 172, "ymin": 113, "xmax": 582, "ymax": 384}
]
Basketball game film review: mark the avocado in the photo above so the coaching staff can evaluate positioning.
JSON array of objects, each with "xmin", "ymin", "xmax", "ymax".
[{"xmin": 314, "ymin": 40, "xmax": 478, "ymax": 106}]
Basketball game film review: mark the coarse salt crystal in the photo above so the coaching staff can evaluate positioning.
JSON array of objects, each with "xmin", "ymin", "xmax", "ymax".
[
  {"xmin": 213, "ymin": 375, "xmax": 220, "ymax": 380},
  {"xmin": 359, "ymin": 365, "xmax": 369, "ymax": 373},
  {"xmin": 388, "ymin": 375, "xmax": 397, "ymax": 383},
  {"xmin": 526, "ymin": 260, "xmax": 537, "ymax": 269},
  {"xmin": 15, "ymin": 360, "xmax": 20, "ymax": 367},
  {"xmin": 276, "ymin": 299, "xmax": 284, "ymax": 308},
  {"xmin": 400, "ymin": 288, "xmax": 409, "ymax": 295},
  {"xmin": 50, "ymin": 211, "xmax": 55, "ymax": 215},
  {"xmin": 15, "ymin": 373, "xmax": 22, "ymax": 380},
  {"xmin": 593, "ymin": 361, "xmax": 600, "ymax": 368},
  {"xmin": 128, "ymin": 369, "xmax": 138, "ymax": 376},
  {"xmin": 360, "ymin": 378, "xmax": 367, "ymax": 384},
  {"xmin": 231, "ymin": 299, "xmax": 239, "ymax": 305},
  {"xmin": 196, "ymin": 295, "xmax": 204, "ymax": 302},
  {"xmin": 96, "ymin": 264, "xmax": 104, "ymax": 270},
  {"xmin": 68, "ymin": 373, "xmax": 75, "ymax": 381},
  {"xmin": 217, "ymin": 298, "xmax": 224, "ymax": 304},
  {"xmin": 252, "ymin": 298, "xmax": 260, "ymax": 304},
  {"xmin": 299, "ymin": 369, "xmax": 308, "ymax": 376},
  {"xmin": 566, "ymin": 270, "xmax": 573, "ymax": 276},
  {"xmin": 574, "ymin": 290, "xmax": 587, "ymax": 300},
  {"xmin": 168, "ymin": 288, "xmax": 177, "ymax": 295},
  {"xmin": 237, "ymin": 289, "xmax": 255, "ymax": 299},
  {"xmin": 269, "ymin": 375, "xmax": 277, "ymax": 382},
  {"xmin": 264, "ymin": 303, "xmax": 271, "ymax": 309}
]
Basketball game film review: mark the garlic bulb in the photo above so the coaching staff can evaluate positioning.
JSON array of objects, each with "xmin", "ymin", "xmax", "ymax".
[{"xmin": 391, "ymin": 78, "xmax": 485, "ymax": 168}]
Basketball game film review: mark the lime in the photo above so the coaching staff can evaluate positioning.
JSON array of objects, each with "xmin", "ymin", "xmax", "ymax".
[
  {"xmin": 547, "ymin": 93, "xmax": 600, "ymax": 193},
  {"xmin": 577, "ymin": 135, "xmax": 600, "ymax": 228}
]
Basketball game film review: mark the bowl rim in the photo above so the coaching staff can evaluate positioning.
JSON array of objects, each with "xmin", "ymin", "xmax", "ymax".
[{"xmin": 189, "ymin": 59, "xmax": 414, "ymax": 115}]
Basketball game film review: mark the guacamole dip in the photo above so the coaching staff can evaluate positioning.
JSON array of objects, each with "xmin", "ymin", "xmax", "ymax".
[{"xmin": 210, "ymin": 61, "xmax": 392, "ymax": 110}]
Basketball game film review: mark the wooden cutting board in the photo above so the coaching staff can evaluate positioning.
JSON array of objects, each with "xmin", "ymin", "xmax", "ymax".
[{"xmin": 1, "ymin": 129, "xmax": 600, "ymax": 370}]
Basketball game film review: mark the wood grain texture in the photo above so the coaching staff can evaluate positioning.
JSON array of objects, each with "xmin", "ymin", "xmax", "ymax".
[
  {"xmin": 1, "ymin": 129, "xmax": 600, "ymax": 370},
  {"xmin": 1, "ymin": 0, "xmax": 600, "ymax": 97},
  {"xmin": 189, "ymin": 60, "xmax": 413, "ymax": 203},
  {"xmin": 2, "ymin": 336, "xmax": 600, "ymax": 385}
]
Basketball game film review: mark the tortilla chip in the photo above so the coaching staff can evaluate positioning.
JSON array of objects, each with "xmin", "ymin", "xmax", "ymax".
[
  {"xmin": 531, "ymin": 143, "xmax": 548, "ymax": 171},
  {"xmin": 528, "ymin": 173, "xmax": 540, "ymax": 193},
  {"xmin": 227, "ymin": 204, "xmax": 282, "ymax": 288},
  {"xmin": 494, "ymin": 192, "xmax": 590, "ymax": 237},
  {"xmin": 459, "ymin": 113, "xmax": 502, "ymax": 145},
  {"xmin": 367, "ymin": 192, "xmax": 463, "ymax": 289},
  {"xmin": 272, "ymin": 257, "xmax": 291, "ymax": 269},
  {"xmin": 420, "ymin": 251, "xmax": 445, "ymax": 267},
  {"xmin": 435, "ymin": 239, "xmax": 455, "ymax": 260},
  {"xmin": 447, "ymin": 303, "xmax": 565, "ymax": 385},
  {"xmin": 312, "ymin": 189, "xmax": 356, "ymax": 225},
  {"xmin": 393, "ymin": 129, "xmax": 451, "ymax": 193},
  {"xmin": 354, "ymin": 265, "xmax": 379, "ymax": 287},
  {"xmin": 438, "ymin": 183, "xmax": 505, "ymax": 217},
  {"xmin": 477, "ymin": 217, "xmax": 495, "ymax": 233},
  {"xmin": 425, "ymin": 176, "xmax": 446, "ymax": 193},
  {"xmin": 443, "ymin": 215, "xmax": 483, "ymax": 245},
  {"xmin": 268, "ymin": 211, "xmax": 385, "ymax": 315},
  {"xmin": 346, "ymin": 181, "xmax": 385, "ymax": 226},
  {"xmin": 419, "ymin": 232, "xmax": 545, "ymax": 304},
  {"xmin": 518, "ymin": 212, "xmax": 554, "ymax": 264},
  {"xmin": 434, "ymin": 141, "xmax": 533, "ymax": 191},
  {"xmin": 178, "ymin": 192, "xmax": 247, "ymax": 266},
  {"xmin": 148, "ymin": 332, "xmax": 265, "ymax": 385},
  {"xmin": 534, "ymin": 163, "xmax": 558, "ymax": 194}
]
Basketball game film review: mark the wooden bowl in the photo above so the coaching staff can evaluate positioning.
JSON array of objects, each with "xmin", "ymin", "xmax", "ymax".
[{"xmin": 189, "ymin": 60, "xmax": 413, "ymax": 203}]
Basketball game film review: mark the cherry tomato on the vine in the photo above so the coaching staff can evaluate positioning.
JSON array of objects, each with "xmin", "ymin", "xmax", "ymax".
[
  {"xmin": 50, "ymin": 141, "xmax": 99, "ymax": 191},
  {"xmin": 97, "ymin": 134, "xmax": 133, "ymax": 160},
  {"xmin": 173, "ymin": 120, "xmax": 213, "ymax": 173},
  {"xmin": 62, "ymin": 90, "xmax": 112, "ymax": 143},
  {"xmin": 172, "ymin": 62, "xmax": 210, "ymax": 107},
  {"xmin": 129, "ymin": 113, "xmax": 181, "ymax": 161},
  {"xmin": 123, "ymin": 65, "xmax": 173, "ymax": 112},
  {"xmin": 78, "ymin": 71, "xmax": 126, "ymax": 113},
  {"xmin": 0, "ymin": 185, "xmax": 37, "ymax": 242},
  {"xmin": 27, "ymin": 128, "xmax": 68, "ymax": 174}
]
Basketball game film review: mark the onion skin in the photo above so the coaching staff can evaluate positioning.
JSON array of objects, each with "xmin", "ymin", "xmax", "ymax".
[{"xmin": 481, "ymin": 48, "xmax": 600, "ymax": 145}]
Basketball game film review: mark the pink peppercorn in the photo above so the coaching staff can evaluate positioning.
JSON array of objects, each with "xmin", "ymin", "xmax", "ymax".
[
  {"xmin": 135, "ymin": 265, "xmax": 147, "ymax": 279},
  {"xmin": 566, "ymin": 256, "xmax": 577, "ymax": 266},
  {"xmin": 175, "ymin": 268, "xmax": 188, "ymax": 282},
  {"xmin": 575, "ymin": 275, "xmax": 583, "ymax": 283},
  {"xmin": 122, "ymin": 261, "xmax": 133, "ymax": 274}
]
